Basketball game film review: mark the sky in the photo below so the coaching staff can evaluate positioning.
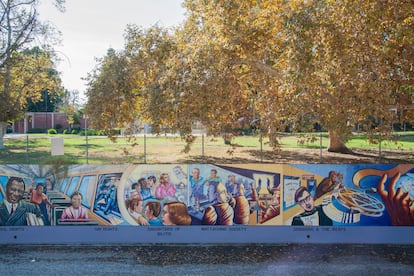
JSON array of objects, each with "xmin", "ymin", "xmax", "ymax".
[{"xmin": 38, "ymin": 0, "xmax": 186, "ymax": 102}]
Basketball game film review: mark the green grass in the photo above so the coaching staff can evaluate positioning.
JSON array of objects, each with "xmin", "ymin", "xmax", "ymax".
[
  {"xmin": 345, "ymin": 132, "xmax": 414, "ymax": 151},
  {"xmin": 1, "ymin": 132, "xmax": 413, "ymax": 164},
  {"xmin": 277, "ymin": 132, "xmax": 414, "ymax": 151}
]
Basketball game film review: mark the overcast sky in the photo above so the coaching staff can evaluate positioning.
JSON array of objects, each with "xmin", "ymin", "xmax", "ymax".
[{"xmin": 39, "ymin": 0, "xmax": 185, "ymax": 102}]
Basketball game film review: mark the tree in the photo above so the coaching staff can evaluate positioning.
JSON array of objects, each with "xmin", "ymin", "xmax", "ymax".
[
  {"xmin": 85, "ymin": 47, "xmax": 140, "ymax": 137},
  {"xmin": 59, "ymin": 89, "xmax": 81, "ymax": 131},
  {"xmin": 0, "ymin": 0, "xmax": 65, "ymax": 148},
  {"xmin": 85, "ymin": 26, "xmax": 181, "ymax": 138},
  {"xmin": 122, "ymin": 25, "xmax": 177, "ymax": 135},
  {"xmin": 25, "ymin": 48, "xmax": 63, "ymax": 113},
  {"xmin": 166, "ymin": 0, "xmax": 287, "ymax": 145},
  {"xmin": 176, "ymin": 0, "xmax": 414, "ymax": 153},
  {"xmin": 84, "ymin": 0, "xmax": 414, "ymax": 155},
  {"xmin": 280, "ymin": 0, "xmax": 414, "ymax": 152}
]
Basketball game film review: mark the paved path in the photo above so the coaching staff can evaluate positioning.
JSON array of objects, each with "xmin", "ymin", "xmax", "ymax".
[{"xmin": 0, "ymin": 244, "xmax": 413, "ymax": 275}]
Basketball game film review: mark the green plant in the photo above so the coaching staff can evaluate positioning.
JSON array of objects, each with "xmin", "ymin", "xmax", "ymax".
[
  {"xmin": 28, "ymin": 128, "xmax": 46, "ymax": 134},
  {"xmin": 48, "ymin": 128, "xmax": 57, "ymax": 135}
]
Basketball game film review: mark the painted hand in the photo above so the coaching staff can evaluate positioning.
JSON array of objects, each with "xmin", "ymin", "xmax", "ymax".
[{"xmin": 378, "ymin": 173, "xmax": 414, "ymax": 226}]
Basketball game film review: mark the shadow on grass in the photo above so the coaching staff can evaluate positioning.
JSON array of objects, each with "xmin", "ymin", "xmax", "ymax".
[
  {"xmin": 74, "ymin": 143, "xmax": 104, "ymax": 150},
  {"xmin": 0, "ymin": 148, "xmax": 121, "ymax": 165},
  {"xmin": 177, "ymin": 155, "xmax": 270, "ymax": 164},
  {"xmin": 180, "ymin": 148, "xmax": 414, "ymax": 164},
  {"xmin": 0, "ymin": 149, "xmax": 82, "ymax": 165},
  {"xmin": 348, "ymin": 149, "xmax": 414, "ymax": 164},
  {"xmin": 1, "ymin": 143, "xmax": 412, "ymax": 165}
]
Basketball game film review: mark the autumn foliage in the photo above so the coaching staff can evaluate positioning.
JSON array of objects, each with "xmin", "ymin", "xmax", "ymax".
[{"xmin": 85, "ymin": 0, "xmax": 414, "ymax": 153}]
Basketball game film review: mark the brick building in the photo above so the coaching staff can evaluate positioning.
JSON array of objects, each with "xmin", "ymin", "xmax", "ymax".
[{"xmin": 12, "ymin": 112, "xmax": 84, "ymax": 133}]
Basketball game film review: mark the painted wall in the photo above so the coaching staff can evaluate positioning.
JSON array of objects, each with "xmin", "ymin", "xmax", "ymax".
[{"xmin": 0, "ymin": 164, "xmax": 413, "ymax": 244}]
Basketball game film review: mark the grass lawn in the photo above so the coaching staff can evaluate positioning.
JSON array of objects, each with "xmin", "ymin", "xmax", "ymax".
[{"xmin": 0, "ymin": 132, "xmax": 413, "ymax": 164}]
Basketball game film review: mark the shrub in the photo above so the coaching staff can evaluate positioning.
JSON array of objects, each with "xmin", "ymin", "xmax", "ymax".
[
  {"xmin": 48, "ymin": 128, "xmax": 57, "ymax": 135},
  {"xmin": 96, "ymin": 130, "xmax": 106, "ymax": 136},
  {"xmin": 28, "ymin": 128, "xmax": 46, "ymax": 134},
  {"xmin": 79, "ymin": 129, "xmax": 100, "ymax": 136},
  {"xmin": 71, "ymin": 129, "xmax": 78, "ymax": 134}
]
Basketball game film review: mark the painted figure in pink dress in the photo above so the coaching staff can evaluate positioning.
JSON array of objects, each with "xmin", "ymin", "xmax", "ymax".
[{"xmin": 155, "ymin": 173, "xmax": 176, "ymax": 200}]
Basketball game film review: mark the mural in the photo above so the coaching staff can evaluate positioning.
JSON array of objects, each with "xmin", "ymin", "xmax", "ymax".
[
  {"xmin": 284, "ymin": 164, "xmax": 414, "ymax": 227},
  {"xmin": 0, "ymin": 164, "xmax": 413, "ymax": 227}
]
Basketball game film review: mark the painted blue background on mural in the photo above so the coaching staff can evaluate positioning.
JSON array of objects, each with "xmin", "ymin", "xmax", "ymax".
[{"xmin": 290, "ymin": 164, "xmax": 414, "ymax": 226}]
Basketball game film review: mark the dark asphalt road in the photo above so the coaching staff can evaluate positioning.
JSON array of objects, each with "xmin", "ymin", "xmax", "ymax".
[{"xmin": 0, "ymin": 244, "xmax": 413, "ymax": 275}]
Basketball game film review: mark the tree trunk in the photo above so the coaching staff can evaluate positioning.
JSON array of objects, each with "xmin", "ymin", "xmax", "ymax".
[
  {"xmin": 0, "ymin": 122, "xmax": 7, "ymax": 149},
  {"xmin": 327, "ymin": 129, "xmax": 352, "ymax": 154}
]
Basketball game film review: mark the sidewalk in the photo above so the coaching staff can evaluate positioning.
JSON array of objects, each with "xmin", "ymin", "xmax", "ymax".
[{"xmin": 0, "ymin": 244, "xmax": 413, "ymax": 275}]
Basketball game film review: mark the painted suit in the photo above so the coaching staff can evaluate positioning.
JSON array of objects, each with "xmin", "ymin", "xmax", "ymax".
[{"xmin": 0, "ymin": 200, "xmax": 43, "ymax": 226}]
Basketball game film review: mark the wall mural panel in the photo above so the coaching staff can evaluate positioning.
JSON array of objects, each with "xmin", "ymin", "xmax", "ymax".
[{"xmin": 0, "ymin": 164, "xmax": 413, "ymax": 244}]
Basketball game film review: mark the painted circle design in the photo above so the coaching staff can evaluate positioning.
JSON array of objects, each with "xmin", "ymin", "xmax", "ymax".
[{"xmin": 337, "ymin": 188, "xmax": 385, "ymax": 217}]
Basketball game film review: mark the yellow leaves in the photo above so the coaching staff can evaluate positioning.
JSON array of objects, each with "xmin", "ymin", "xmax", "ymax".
[
  {"xmin": 0, "ymin": 48, "xmax": 61, "ymax": 121},
  {"xmin": 277, "ymin": 0, "xmax": 414, "ymax": 136},
  {"xmin": 403, "ymin": 16, "xmax": 414, "ymax": 25},
  {"xmin": 82, "ymin": 0, "xmax": 414, "ymax": 148}
]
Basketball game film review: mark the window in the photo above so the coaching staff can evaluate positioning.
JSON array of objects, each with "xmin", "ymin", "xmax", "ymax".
[
  {"xmin": 77, "ymin": 175, "xmax": 97, "ymax": 209},
  {"xmin": 66, "ymin": 176, "xmax": 80, "ymax": 197},
  {"xmin": 59, "ymin": 177, "xmax": 70, "ymax": 194}
]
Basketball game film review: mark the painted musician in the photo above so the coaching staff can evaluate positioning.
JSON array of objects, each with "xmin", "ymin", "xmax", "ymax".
[
  {"xmin": 0, "ymin": 177, "xmax": 43, "ymax": 226},
  {"xmin": 291, "ymin": 186, "xmax": 333, "ymax": 226}
]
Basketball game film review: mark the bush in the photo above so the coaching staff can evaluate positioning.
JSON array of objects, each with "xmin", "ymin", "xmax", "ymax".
[
  {"xmin": 28, "ymin": 128, "xmax": 46, "ymax": 134},
  {"xmin": 79, "ymin": 129, "xmax": 101, "ymax": 136},
  {"xmin": 76, "ymin": 129, "xmax": 111, "ymax": 136},
  {"xmin": 62, "ymin": 129, "xmax": 69, "ymax": 134},
  {"xmin": 97, "ymin": 130, "xmax": 108, "ymax": 136},
  {"xmin": 48, "ymin": 128, "xmax": 57, "ymax": 135},
  {"xmin": 71, "ymin": 129, "xmax": 78, "ymax": 134}
]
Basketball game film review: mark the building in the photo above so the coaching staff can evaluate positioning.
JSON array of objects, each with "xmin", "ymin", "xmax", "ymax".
[{"xmin": 12, "ymin": 112, "xmax": 84, "ymax": 133}]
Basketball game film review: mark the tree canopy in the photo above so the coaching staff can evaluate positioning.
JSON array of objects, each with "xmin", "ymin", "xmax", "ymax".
[
  {"xmin": 0, "ymin": 0, "xmax": 65, "ymax": 148},
  {"xmin": 85, "ymin": 0, "xmax": 414, "ymax": 153}
]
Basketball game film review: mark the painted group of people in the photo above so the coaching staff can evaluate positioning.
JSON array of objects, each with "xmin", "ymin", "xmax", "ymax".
[
  {"xmin": 124, "ymin": 169, "xmax": 253, "ymax": 227},
  {"xmin": 189, "ymin": 168, "xmax": 223, "ymax": 202},
  {"xmin": 4, "ymin": 166, "xmax": 412, "ymax": 228},
  {"xmin": 0, "ymin": 177, "xmax": 44, "ymax": 226},
  {"xmin": 0, "ymin": 177, "xmax": 88, "ymax": 226},
  {"xmin": 190, "ymin": 168, "xmax": 254, "ymax": 202},
  {"xmin": 0, "ymin": 170, "xmax": 324, "ymax": 228},
  {"xmin": 125, "ymin": 184, "xmax": 191, "ymax": 226},
  {"xmin": 132, "ymin": 173, "xmax": 180, "ymax": 201},
  {"xmin": 188, "ymin": 168, "xmax": 261, "ymax": 225},
  {"xmin": 134, "ymin": 174, "xmax": 173, "ymax": 198}
]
